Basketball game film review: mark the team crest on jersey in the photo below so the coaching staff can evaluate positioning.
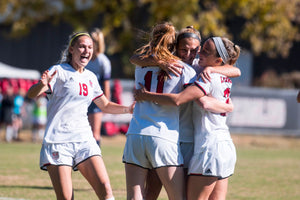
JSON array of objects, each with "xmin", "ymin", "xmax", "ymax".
[
  {"xmin": 89, "ymin": 80, "xmax": 93, "ymax": 87},
  {"xmin": 52, "ymin": 152, "xmax": 59, "ymax": 160}
]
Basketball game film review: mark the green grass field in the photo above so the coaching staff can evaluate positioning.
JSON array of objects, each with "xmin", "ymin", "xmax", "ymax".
[{"xmin": 0, "ymin": 131, "xmax": 300, "ymax": 200}]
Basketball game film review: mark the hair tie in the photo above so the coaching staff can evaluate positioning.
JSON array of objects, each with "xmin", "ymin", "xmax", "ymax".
[
  {"xmin": 212, "ymin": 37, "xmax": 229, "ymax": 64},
  {"xmin": 177, "ymin": 32, "xmax": 201, "ymax": 43},
  {"xmin": 68, "ymin": 32, "xmax": 90, "ymax": 48}
]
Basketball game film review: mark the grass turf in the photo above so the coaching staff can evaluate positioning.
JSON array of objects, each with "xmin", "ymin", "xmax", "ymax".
[{"xmin": 0, "ymin": 131, "xmax": 300, "ymax": 200}]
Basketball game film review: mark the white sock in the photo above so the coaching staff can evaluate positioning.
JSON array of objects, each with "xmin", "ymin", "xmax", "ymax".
[
  {"xmin": 5, "ymin": 126, "xmax": 14, "ymax": 142},
  {"xmin": 32, "ymin": 129, "xmax": 38, "ymax": 142},
  {"xmin": 38, "ymin": 129, "xmax": 45, "ymax": 140},
  {"xmin": 106, "ymin": 197, "xmax": 115, "ymax": 200}
]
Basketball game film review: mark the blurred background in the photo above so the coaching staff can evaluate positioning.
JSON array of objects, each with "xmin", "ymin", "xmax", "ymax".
[{"xmin": 0, "ymin": 0, "xmax": 299, "ymax": 139}]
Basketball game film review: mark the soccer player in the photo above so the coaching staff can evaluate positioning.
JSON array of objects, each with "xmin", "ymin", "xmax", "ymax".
[
  {"xmin": 26, "ymin": 32, "xmax": 134, "ymax": 200},
  {"xmin": 122, "ymin": 22, "xmax": 196, "ymax": 200},
  {"xmin": 130, "ymin": 26, "xmax": 240, "ymax": 199},
  {"xmin": 134, "ymin": 36, "xmax": 240, "ymax": 200}
]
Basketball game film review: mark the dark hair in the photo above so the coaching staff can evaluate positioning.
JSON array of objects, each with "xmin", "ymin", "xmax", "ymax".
[{"xmin": 176, "ymin": 26, "xmax": 201, "ymax": 48}]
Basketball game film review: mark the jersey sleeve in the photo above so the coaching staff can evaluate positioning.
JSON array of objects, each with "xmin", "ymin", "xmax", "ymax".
[
  {"xmin": 47, "ymin": 65, "xmax": 60, "ymax": 94},
  {"xmin": 102, "ymin": 55, "xmax": 112, "ymax": 80},
  {"xmin": 181, "ymin": 62, "xmax": 197, "ymax": 87},
  {"xmin": 90, "ymin": 72, "xmax": 104, "ymax": 100},
  {"xmin": 194, "ymin": 74, "xmax": 213, "ymax": 95}
]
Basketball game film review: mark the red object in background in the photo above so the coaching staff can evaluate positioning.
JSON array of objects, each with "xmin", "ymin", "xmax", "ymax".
[
  {"xmin": 119, "ymin": 124, "xmax": 129, "ymax": 134},
  {"xmin": 1, "ymin": 79, "xmax": 10, "ymax": 94},
  {"xmin": 0, "ymin": 78, "xmax": 39, "ymax": 95},
  {"xmin": 102, "ymin": 122, "xmax": 119, "ymax": 136},
  {"xmin": 113, "ymin": 79, "xmax": 123, "ymax": 104},
  {"xmin": 18, "ymin": 79, "xmax": 27, "ymax": 90},
  {"xmin": 10, "ymin": 79, "xmax": 19, "ymax": 94}
]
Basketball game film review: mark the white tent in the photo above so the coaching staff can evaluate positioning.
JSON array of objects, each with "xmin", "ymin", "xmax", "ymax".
[{"xmin": 0, "ymin": 61, "xmax": 40, "ymax": 79}]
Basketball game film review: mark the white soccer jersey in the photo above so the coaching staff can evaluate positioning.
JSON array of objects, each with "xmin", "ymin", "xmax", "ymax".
[
  {"xmin": 127, "ymin": 62, "xmax": 196, "ymax": 143},
  {"xmin": 178, "ymin": 59, "xmax": 202, "ymax": 143},
  {"xmin": 191, "ymin": 57, "xmax": 203, "ymax": 75},
  {"xmin": 192, "ymin": 73, "xmax": 232, "ymax": 153},
  {"xmin": 44, "ymin": 63, "xmax": 103, "ymax": 143},
  {"xmin": 85, "ymin": 53, "xmax": 111, "ymax": 89},
  {"xmin": 178, "ymin": 101, "xmax": 194, "ymax": 143}
]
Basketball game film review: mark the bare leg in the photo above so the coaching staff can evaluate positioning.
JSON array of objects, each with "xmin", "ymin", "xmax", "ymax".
[
  {"xmin": 187, "ymin": 175, "xmax": 218, "ymax": 200},
  {"xmin": 47, "ymin": 165, "xmax": 73, "ymax": 200},
  {"xmin": 88, "ymin": 112, "xmax": 103, "ymax": 145},
  {"xmin": 155, "ymin": 166, "xmax": 185, "ymax": 200},
  {"xmin": 208, "ymin": 178, "xmax": 228, "ymax": 200},
  {"xmin": 77, "ymin": 156, "xmax": 113, "ymax": 200},
  {"xmin": 125, "ymin": 163, "xmax": 148, "ymax": 200},
  {"xmin": 145, "ymin": 169, "xmax": 163, "ymax": 200}
]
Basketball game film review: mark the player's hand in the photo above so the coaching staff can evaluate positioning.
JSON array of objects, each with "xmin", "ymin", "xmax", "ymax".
[
  {"xmin": 40, "ymin": 70, "xmax": 57, "ymax": 86},
  {"xmin": 199, "ymin": 66, "xmax": 213, "ymax": 83},
  {"xmin": 227, "ymin": 98, "xmax": 234, "ymax": 112},
  {"xmin": 158, "ymin": 59, "xmax": 183, "ymax": 79},
  {"xmin": 133, "ymin": 83, "xmax": 148, "ymax": 101},
  {"xmin": 128, "ymin": 101, "xmax": 136, "ymax": 114}
]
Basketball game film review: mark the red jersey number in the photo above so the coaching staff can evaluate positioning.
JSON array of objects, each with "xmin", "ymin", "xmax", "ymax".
[
  {"xmin": 221, "ymin": 88, "xmax": 230, "ymax": 116},
  {"xmin": 79, "ymin": 83, "xmax": 88, "ymax": 96},
  {"xmin": 144, "ymin": 71, "xmax": 166, "ymax": 93}
]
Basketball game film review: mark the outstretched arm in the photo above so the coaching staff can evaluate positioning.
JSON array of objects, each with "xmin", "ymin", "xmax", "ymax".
[
  {"xmin": 94, "ymin": 95, "xmax": 135, "ymax": 114},
  {"xmin": 134, "ymin": 83, "xmax": 205, "ymax": 106}
]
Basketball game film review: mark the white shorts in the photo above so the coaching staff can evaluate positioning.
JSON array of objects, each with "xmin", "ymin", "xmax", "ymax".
[
  {"xmin": 180, "ymin": 142, "xmax": 194, "ymax": 169},
  {"xmin": 188, "ymin": 140, "xmax": 236, "ymax": 179},
  {"xmin": 33, "ymin": 116, "xmax": 47, "ymax": 125},
  {"xmin": 122, "ymin": 134, "xmax": 183, "ymax": 169},
  {"xmin": 40, "ymin": 139, "xmax": 101, "ymax": 171}
]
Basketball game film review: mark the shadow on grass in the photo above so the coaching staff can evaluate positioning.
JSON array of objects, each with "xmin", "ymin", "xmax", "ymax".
[{"xmin": 0, "ymin": 185, "xmax": 92, "ymax": 191}]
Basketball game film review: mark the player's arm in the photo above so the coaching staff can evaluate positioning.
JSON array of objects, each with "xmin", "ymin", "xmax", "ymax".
[
  {"xmin": 200, "ymin": 65, "xmax": 241, "ymax": 82},
  {"xmin": 27, "ymin": 70, "xmax": 56, "ymax": 99},
  {"xmin": 297, "ymin": 91, "xmax": 300, "ymax": 103},
  {"xmin": 134, "ymin": 83, "xmax": 204, "ymax": 106},
  {"xmin": 197, "ymin": 96, "xmax": 234, "ymax": 113},
  {"xmin": 93, "ymin": 95, "xmax": 134, "ymax": 114},
  {"xmin": 130, "ymin": 54, "xmax": 183, "ymax": 78}
]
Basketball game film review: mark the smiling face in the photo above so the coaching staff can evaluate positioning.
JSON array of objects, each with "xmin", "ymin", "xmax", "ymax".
[
  {"xmin": 176, "ymin": 37, "xmax": 200, "ymax": 65},
  {"xmin": 198, "ymin": 38, "xmax": 222, "ymax": 67},
  {"xmin": 69, "ymin": 35, "xmax": 93, "ymax": 72}
]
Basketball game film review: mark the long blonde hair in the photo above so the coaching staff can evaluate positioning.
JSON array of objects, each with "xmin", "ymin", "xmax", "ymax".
[
  {"xmin": 135, "ymin": 22, "xmax": 179, "ymax": 62},
  {"xmin": 91, "ymin": 28, "xmax": 105, "ymax": 60}
]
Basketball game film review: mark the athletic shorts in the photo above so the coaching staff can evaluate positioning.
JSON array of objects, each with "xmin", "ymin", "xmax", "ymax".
[
  {"xmin": 40, "ymin": 139, "xmax": 101, "ymax": 171},
  {"xmin": 180, "ymin": 142, "xmax": 194, "ymax": 169},
  {"xmin": 188, "ymin": 140, "xmax": 236, "ymax": 179},
  {"xmin": 88, "ymin": 102, "xmax": 102, "ymax": 114},
  {"xmin": 33, "ymin": 116, "xmax": 47, "ymax": 125},
  {"xmin": 122, "ymin": 134, "xmax": 183, "ymax": 169}
]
